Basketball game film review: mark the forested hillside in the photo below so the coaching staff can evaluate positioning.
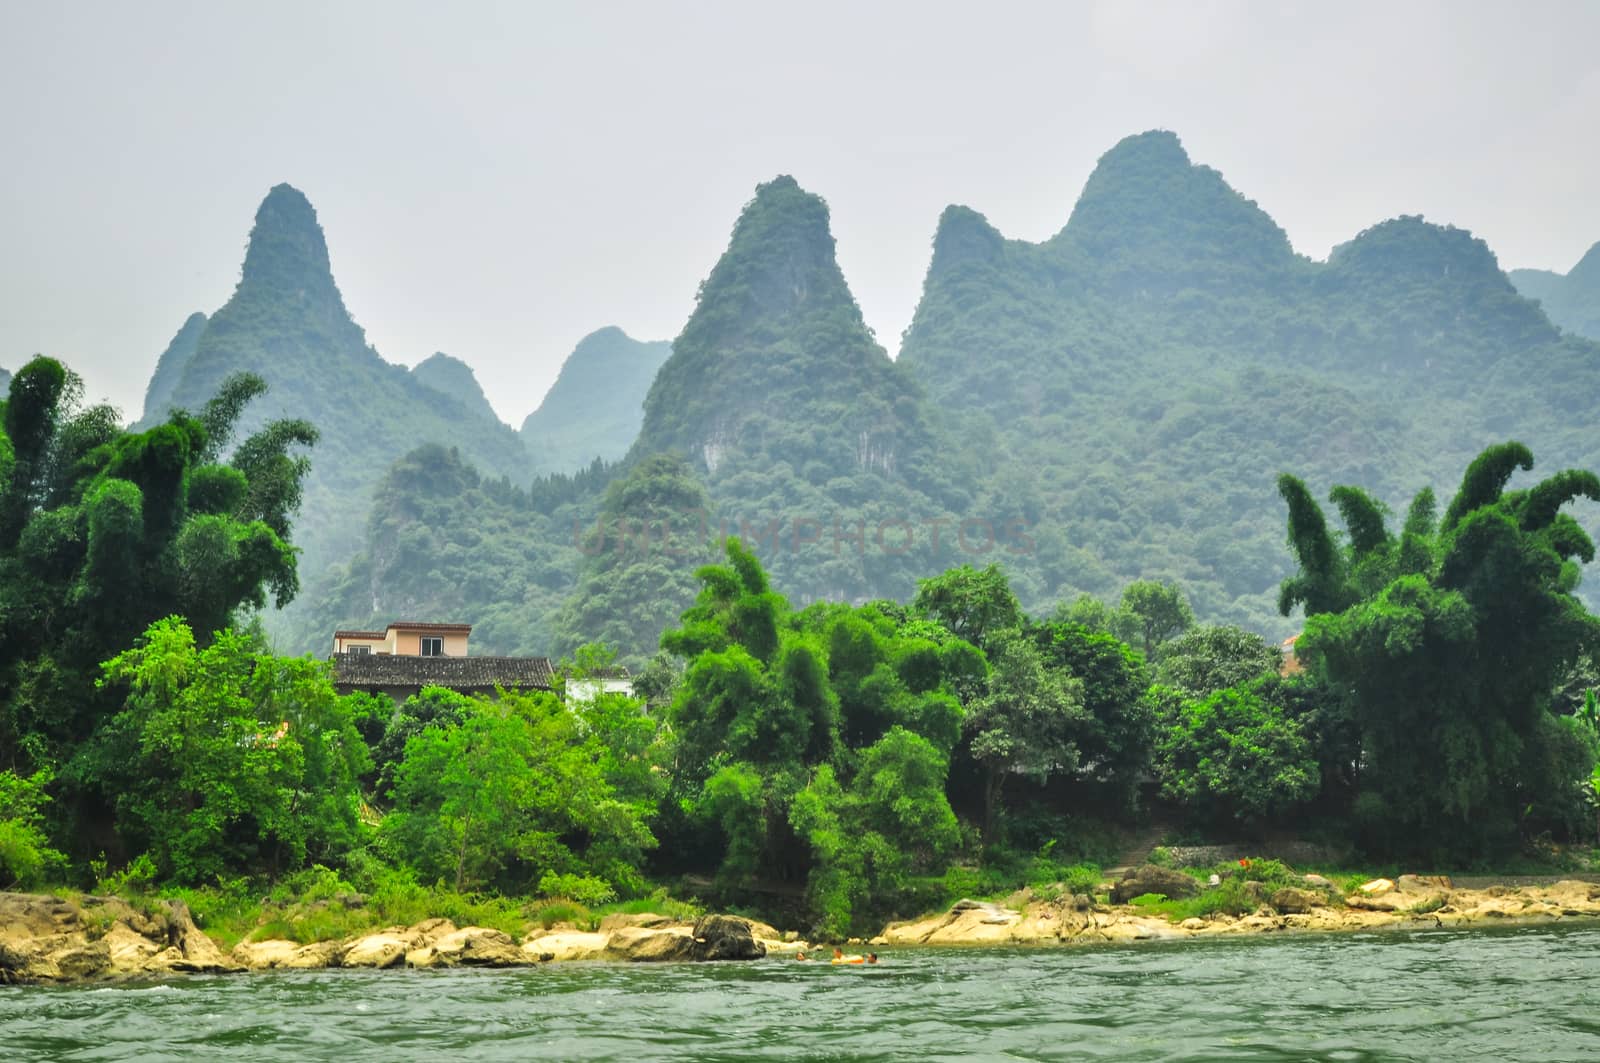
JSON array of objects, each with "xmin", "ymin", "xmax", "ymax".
[
  {"xmin": 1511, "ymin": 241, "xmax": 1600, "ymax": 341},
  {"xmin": 299, "ymin": 445, "xmax": 582, "ymax": 655},
  {"xmin": 521, "ymin": 327, "xmax": 671, "ymax": 474},
  {"xmin": 625, "ymin": 176, "xmax": 1011, "ymax": 603},
  {"xmin": 899, "ymin": 130, "xmax": 1600, "ymax": 635},
  {"xmin": 144, "ymin": 185, "xmax": 531, "ymax": 607}
]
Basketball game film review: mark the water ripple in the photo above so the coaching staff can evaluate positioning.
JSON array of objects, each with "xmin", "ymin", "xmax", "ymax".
[{"xmin": 3, "ymin": 924, "xmax": 1600, "ymax": 1061}]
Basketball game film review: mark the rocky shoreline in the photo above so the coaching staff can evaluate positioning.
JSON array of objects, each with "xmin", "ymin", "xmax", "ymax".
[
  {"xmin": 0, "ymin": 893, "xmax": 785, "ymax": 984},
  {"xmin": 7, "ymin": 872, "xmax": 1600, "ymax": 984},
  {"xmin": 876, "ymin": 869, "xmax": 1600, "ymax": 946}
]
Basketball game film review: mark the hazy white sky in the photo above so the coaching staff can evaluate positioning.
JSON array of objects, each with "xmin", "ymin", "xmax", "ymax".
[{"xmin": 4, "ymin": 0, "xmax": 1599, "ymax": 424}]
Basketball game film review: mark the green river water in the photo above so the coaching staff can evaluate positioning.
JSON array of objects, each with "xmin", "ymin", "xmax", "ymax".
[{"xmin": 4, "ymin": 923, "xmax": 1599, "ymax": 1061}]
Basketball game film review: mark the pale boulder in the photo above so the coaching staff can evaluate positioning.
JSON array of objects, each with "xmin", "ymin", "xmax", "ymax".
[
  {"xmin": 522, "ymin": 931, "xmax": 609, "ymax": 962},
  {"xmin": 604, "ymin": 926, "xmax": 697, "ymax": 962},
  {"xmin": 407, "ymin": 926, "xmax": 525, "ymax": 968}
]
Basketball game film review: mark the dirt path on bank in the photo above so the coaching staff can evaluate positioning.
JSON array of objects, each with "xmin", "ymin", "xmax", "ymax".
[{"xmin": 1104, "ymin": 825, "xmax": 1173, "ymax": 879}]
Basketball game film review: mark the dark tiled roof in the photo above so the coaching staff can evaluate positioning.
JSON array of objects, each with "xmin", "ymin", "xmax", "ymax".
[
  {"xmin": 334, "ymin": 630, "xmax": 387, "ymax": 640},
  {"xmin": 332, "ymin": 653, "xmax": 555, "ymax": 691},
  {"xmin": 387, "ymin": 622, "xmax": 473, "ymax": 633}
]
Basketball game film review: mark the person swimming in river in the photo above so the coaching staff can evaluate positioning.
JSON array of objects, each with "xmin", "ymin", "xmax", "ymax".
[
  {"xmin": 795, "ymin": 951, "xmax": 808, "ymax": 961},
  {"xmin": 831, "ymin": 947, "xmax": 865, "ymax": 965},
  {"xmin": 867, "ymin": 953, "xmax": 878, "ymax": 964}
]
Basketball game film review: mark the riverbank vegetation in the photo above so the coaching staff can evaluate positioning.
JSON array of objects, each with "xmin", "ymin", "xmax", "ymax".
[{"xmin": 3, "ymin": 358, "xmax": 1599, "ymax": 939}]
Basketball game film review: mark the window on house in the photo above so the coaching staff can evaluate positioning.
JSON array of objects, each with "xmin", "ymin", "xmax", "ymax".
[
  {"xmin": 421, "ymin": 637, "xmax": 444, "ymax": 657},
  {"xmin": 348, "ymin": 645, "xmax": 371, "ymax": 656}
]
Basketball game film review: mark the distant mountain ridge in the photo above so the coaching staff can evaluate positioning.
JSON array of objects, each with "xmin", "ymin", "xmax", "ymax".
[
  {"xmin": 1510, "ymin": 241, "xmax": 1600, "ymax": 341},
  {"xmin": 140, "ymin": 311, "xmax": 207, "ymax": 423},
  {"xmin": 191, "ymin": 135, "xmax": 1600, "ymax": 657},
  {"xmin": 520, "ymin": 327, "xmax": 671, "ymax": 474},
  {"xmin": 899, "ymin": 129, "xmax": 1599, "ymax": 631},
  {"xmin": 411, "ymin": 352, "xmax": 504, "ymax": 427}
]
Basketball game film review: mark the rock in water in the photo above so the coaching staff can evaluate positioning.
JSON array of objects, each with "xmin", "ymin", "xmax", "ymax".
[
  {"xmin": 691, "ymin": 915, "xmax": 766, "ymax": 960},
  {"xmin": 604, "ymin": 926, "xmax": 697, "ymax": 962},
  {"xmin": 1110, "ymin": 865, "xmax": 1201, "ymax": 905}
]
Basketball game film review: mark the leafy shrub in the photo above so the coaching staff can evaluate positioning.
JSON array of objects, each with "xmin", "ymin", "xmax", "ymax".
[
  {"xmin": 1146, "ymin": 846, "xmax": 1175, "ymax": 868},
  {"xmin": 0, "ymin": 769, "xmax": 66, "ymax": 889},
  {"xmin": 269, "ymin": 864, "xmax": 357, "ymax": 906},
  {"xmin": 0, "ymin": 820, "xmax": 63, "ymax": 890},
  {"xmin": 96, "ymin": 852, "xmax": 159, "ymax": 895},
  {"xmin": 1000, "ymin": 809, "xmax": 1121, "ymax": 866},
  {"xmin": 595, "ymin": 888, "xmax": 703, "ymax": 922},
  {"xmin": 534, "ymin": 901, "xmax": 597, "ymax": 931},
  {"xmin": 538, "ymin": 872, "xmax": 617, "ymax": 908},
  {"xmin": 940, "ymin": 863, "xmax": 1020, "ymax": 902},
  {"xmin": 1156, "ymin": 685, "xmax": 1318, "ymax": 822},
  {"xmin": 163, "ymin": 878, "xmax": 262, "ymax": 949},
  {"xmin": 1221, "ymin": 857, "xmax": 1298, "ymax": 891},
  {"xmin": 1062, "ymin": 863, "xmax": 1103, "ymax": 897},
  {"xmin": 941, "ymin": 865, "xmax": 983, "ymax": 900}
]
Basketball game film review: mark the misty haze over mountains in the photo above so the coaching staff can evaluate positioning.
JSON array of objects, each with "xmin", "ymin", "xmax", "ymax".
[{"xmin": 18, "ymin": 129, "xmax": 1600, "ymax": 659}]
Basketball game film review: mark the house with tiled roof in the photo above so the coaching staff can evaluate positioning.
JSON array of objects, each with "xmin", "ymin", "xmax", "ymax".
[
  {"xmin": 330, "ymin": 621, "xmax": 555, "ymax": 702},
  {"xmin": 333, "ymin": 621, "xmax": 473, "ymax": 659}
]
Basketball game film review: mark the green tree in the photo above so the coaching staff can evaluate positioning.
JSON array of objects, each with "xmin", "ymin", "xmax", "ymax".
[
  {"xmin": 661, "ymin": 543, "xmax": 974, "ymax": 929},
  {"xmin": 1, "ymin": 358, "xmax": 314, "ymax": 779},
  {"xmin": 1118, "ymin": 579, "xmax": 1194, "ymax": 659},
  {"xmin": 370, "ymin": 686, "xmax": 473, "ymax": 799},
  {"xmin": 964, "ymin": 630, "xmax": 1087, "ymax": 841},
  {"xmin": 913, "ymin": 564, "xmax": 1023, "ymax": 650},
  {"xmin": 0, "ymin": 768, "xmax": 67, "ymax": 888},
  {"xmin": 1156, "ymin": 686, "xmax": 1318, "ymax": 822},
  {"xmin": 665, "ymin": 540, "xmax": 837, "ymax": 779},
  {"xmin": 1279, "ymin": 442, "xmax": 1600, "ymax": 858},
  {"xmin": 790, "ymin": 726, "xmax": 960, "ymax": 937},
  {"xmin": 94, "ymin": 618, "xmax": 369, "ymax": 882},
  {"xmin": 1033, "ymin": 619, "xmax": 1153, "ymax": 809},
  {"xmin": 1153, "ymin": 624, "xmax": 1281, "ymax": 698},
  {"xmin": 381, "ymin": 690, "xmax": 656, "ymax": 894}
]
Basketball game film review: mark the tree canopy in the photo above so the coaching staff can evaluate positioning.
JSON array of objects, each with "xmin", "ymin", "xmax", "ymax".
[
  {"xmin": 1, "ymin": 359, "xmax": 315, "ymax": 780},
  {"xmin": 1280, "ymin": 442, "xmax": 1600, "ymax": 858}
]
